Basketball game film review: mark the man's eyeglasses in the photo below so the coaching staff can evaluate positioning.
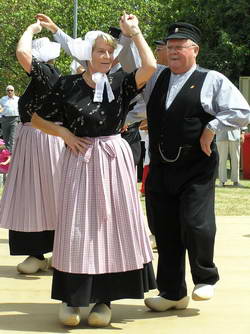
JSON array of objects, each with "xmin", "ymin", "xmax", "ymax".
[
  {"xmin": 7, "ymin": 89, "xmax": 14, "ymax": 92},
  {"xmin": 166, "ymin": 45, "xmax": 196, "ymax": 52}
]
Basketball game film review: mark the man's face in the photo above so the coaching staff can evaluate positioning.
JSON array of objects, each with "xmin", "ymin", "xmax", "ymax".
[
  {"xmin": 7, "ymin": 88, "xmax": 14, "ymax": 98},
  {"xmin": 155, "ymin": 44, "xmax": 168, "ymax": 66},
  {"xmin": 166, "ymin": 39, "xmax": 199, "ymax": 74}
]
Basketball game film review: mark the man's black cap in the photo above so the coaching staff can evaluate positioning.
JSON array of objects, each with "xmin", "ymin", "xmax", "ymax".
[
  {"xmin": 154, "ymin": 40, "xmax": 166, "ymax": 46},
  {"xmin": 108, "ymin": 27, "xmax": 121, "ymax": 39},
  {"xmin": 165, "ymin": 22, "xmax": 201, "ymax": 45}
]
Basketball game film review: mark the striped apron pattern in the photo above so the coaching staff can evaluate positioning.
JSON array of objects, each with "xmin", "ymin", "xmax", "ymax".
[
  {"xmin": 52, "ymin": 134, "xmax": 153, "ymax": 274},
  {"xmin": 0, "ymin": 123, "xmax": 65, "ymax": 231}
]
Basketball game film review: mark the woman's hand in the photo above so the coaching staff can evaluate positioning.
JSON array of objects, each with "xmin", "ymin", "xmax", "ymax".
[
  {"xmin": 36, "ymin": 13, "xmax": 58, "ymax": 34},
  {"xmin": 27, "ymin": 20, "xmax": 42, "ymax": 35},
  {"xmin": 59, "ymin": 127, "xmax": 92, "ymax": 155},
  {"xmin": 0, "ymin": 160, "xmax": 9, "ymax": 166},
  {"xmin": 139, "ymin": 120, "xmax": 148, "ymax": 131},
  {"xmin": 119, "ymin": 11, "xmax": 140, "ymax": 37},
  {"xmin": 31, "ymin": 113, "xmax": 91, "ymax": 155},
  {"xmin": 120, "ymin": 124, "xmax": 128, "ymax": 133}
]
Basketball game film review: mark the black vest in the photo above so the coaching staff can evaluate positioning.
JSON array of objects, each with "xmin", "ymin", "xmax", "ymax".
[{"xmin": 147, "ymin": 66, "xmax": 215, "ymax": 163}]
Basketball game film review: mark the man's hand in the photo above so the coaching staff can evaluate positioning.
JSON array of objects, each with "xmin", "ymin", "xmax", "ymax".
[
  {"xmin": 200, "ymin": 127, "xmax": 215, "ymax": 157},
  {"xmin": 35, "ymin": 14, "xmax": 58, "ymax": 34}
]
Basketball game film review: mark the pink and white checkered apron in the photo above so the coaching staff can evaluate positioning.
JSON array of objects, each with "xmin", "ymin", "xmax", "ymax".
[
  {"xmin": 0, "ymin": 123, "xmax": 65, "ymax": 231},
  {"xmin": 52, "ymin": 134, "xmax": 153, "ymax": 274}
]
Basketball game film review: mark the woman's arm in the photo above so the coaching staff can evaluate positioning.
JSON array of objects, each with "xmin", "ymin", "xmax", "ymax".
[
  {"xmin": 16, "ymin": 20, "xmax": 42, "ymax": 73},
  {"xmin": 30, "ymin": 77, "xmax": 90, "ymax": 155},
  {"xmin": 119, "ymin": 12, "xmax": 156, "ymax": 89},
  {"xmin": 0, "ymin": 156, "xmax": 11, "ymax": 165},
  {"xmin": 36, "ymin": 14, "xmax": 78, "ymax": 61},
  {"xmin": 32, "ymin": 113, "xmax": 91, "ymax": 155}
]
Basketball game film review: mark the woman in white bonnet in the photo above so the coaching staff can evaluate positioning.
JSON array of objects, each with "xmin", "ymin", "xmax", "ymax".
[
  {"xmin": 32, "ymin": 12, "xmax": 157, "ymax": 328},
  {"xmin": 0, "ymin": 20, "xmax": 65, "ymax": 274}
]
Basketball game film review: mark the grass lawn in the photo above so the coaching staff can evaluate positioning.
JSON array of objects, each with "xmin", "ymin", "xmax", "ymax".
[
  {"xmin": 213, "ymin": 178, "xmax": 250, "ymax": 215},
  {"xmin": 139, "ymin": 177, "xmax": 250, "ymax": 216}
]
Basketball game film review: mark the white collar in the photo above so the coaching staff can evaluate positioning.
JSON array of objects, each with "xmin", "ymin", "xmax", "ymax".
[{"xmin": 92, "ymin": 73, "xmax": 114, "ymax": 103}]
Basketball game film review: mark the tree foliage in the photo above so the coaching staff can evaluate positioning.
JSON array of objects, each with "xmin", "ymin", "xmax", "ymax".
[
  {"xmin": 0, "ymin": 0, "xmax": 164, "ymax": 95},
  {"xmin": 166, "ymin": 0, "xmax": 250, "ymax": 84},
  {"xmin": 0, "ymin": 0, "xmax": 249, "ymax": 96}
]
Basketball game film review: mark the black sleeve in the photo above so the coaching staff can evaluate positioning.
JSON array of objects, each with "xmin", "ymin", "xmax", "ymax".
[
  {"xmin": 35, "ymin": 76, "xmax": 65, "ymax": 123},
  {"xmin": 29, "ymin": 57, "xmax": 60, "ymax": 90},
  {"xmin": 122, "ymin": 70, "xmax": 145, "ymax": 103}
]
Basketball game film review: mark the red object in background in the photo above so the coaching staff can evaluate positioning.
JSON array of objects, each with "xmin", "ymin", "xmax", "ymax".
[
  {"xmin": 140, "ymin": 165, "xmax": 150, "ymax": 194},
  {"xmin": 242, "ymin": 133, "xmax": 250, "ymax": 179}
]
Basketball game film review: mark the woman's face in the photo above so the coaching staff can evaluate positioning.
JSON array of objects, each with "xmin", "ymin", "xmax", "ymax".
[{"xmin": 89, "ymin": 37, "xmax": 115, "ymax": 73}]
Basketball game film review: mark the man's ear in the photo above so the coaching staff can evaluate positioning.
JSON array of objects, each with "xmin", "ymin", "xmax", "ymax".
[{"xmin": 194, "ymin": 46, "xmax": 199, "ymax": 56}]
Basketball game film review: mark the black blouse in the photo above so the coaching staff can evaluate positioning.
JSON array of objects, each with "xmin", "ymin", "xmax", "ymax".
[
  {"xmin": 36, "ymin": 70, "xmax": 140, "ymax": 137},
  {"xmin": 18, "ymin": 58, "xmax": 60, "ymax": 123}
]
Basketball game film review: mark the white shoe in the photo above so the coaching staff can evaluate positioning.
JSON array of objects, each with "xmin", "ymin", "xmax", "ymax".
[
  {"xmin": 47, "ymin": 256, "xmax": 53, "ymax": 269},
  {"xmin": 144, "ymin": 295, "xmax": 189, "ymax": 312},
  {"xmin": 17, "ymin": 256, "xmax": 49, "ymax": 274},
  {"xmin": 58, "ymin": 302, "xmax": 80, "ymax": 326},
  {"xmin": 192, "ymin": 284, "xmax": 214, "ymax": 301},
  {"xmin": 87, "ymin": 303, "xmax": 111, "ymax": 327},
  {"xmin": 149, "ymin": 234, "xmax": 157, "ymax": 249}
]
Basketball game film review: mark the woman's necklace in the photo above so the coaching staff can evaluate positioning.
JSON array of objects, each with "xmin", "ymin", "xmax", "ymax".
[{"xmin": 82, "ymin": 72, "xmax": 96, "ymax": 88}]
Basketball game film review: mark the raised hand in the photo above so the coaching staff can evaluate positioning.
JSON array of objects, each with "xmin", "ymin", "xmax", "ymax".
[
  {"xmin": 28, "ymin": 20, "xmax": 42, "ymax": 35},
  {"xmin": 119, "ymin": 11, "xmax": 140, "ymax": 37},
  {"xmin": 35, "ymin": 13, "xmax": 58, "ymax": 33}
]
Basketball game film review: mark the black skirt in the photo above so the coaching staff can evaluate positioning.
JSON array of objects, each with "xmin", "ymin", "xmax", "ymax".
[
  {"xmin": 9, "ymin": 230, "xmax": 54, "ymax": 255},
  {"xmin": 52, "ymin": 262, "xmax": 157, "ymax": 306}
]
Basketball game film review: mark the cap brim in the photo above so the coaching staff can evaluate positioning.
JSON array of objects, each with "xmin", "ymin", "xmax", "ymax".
[
  {"xmin": 165, "ymin": 32, "xmax": 190, "ymax": 40},
  {"xmin": 154, "ymin": 40, "xmax": 166, "ymax": 45}
]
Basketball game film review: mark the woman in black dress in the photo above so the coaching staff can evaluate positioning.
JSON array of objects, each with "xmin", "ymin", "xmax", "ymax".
[
  {"xmin": 32, "ymin": 12, "xmax": 157, "ymax": 328},
  {"xmin": 0, "ymin": 20, "xmax": 65, "ymax": 274}
]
